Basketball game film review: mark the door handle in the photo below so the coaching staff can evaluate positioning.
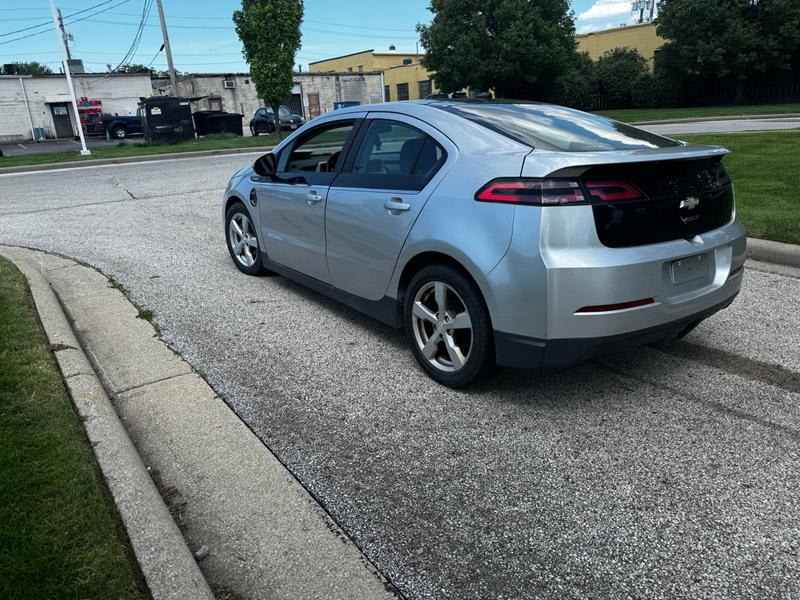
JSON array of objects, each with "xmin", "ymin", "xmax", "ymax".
[
  {"xmin": 384, "ymin": 198, "xmax": 411, "ymax": 213},
  {"xmin": 306, "ymin": 190, "xmax": 323, "ymax": 205}
]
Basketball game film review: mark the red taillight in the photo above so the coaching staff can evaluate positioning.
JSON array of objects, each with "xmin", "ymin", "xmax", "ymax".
[
  {"xmin": 585, "ymin": 179, "xmax": 643, "ymax": 202},
  {"xmin": 476, "ymin": 179, "xmax": 586, "ymax": 206},
  {"xmin": 576, "ymin": 297, "xmax": 655, "ymax": 313}
]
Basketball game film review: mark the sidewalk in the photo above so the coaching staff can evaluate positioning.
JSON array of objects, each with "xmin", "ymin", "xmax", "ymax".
[{"xmin": 0, "ymin": 245, "xmax": 398, "ymax": 600}]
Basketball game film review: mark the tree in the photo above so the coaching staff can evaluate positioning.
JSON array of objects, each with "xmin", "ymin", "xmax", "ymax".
[
  {"xmin": 657, "ymin": 0, "xmax": 800, "ymax": 103},
  {"xmin": 3, "ymin": 61, "xmax": 53, "ymax": 75},
  {"xmin": 417, "ymin": 0, "xmax": 577, "ymax": 100},
  {"xmin": 116, "ymin": 64, "xmax": 151, "ymax": 74},
  {"xmin": 593, "ymin": 48, "xmax": 650, "ymax": 108},
  {"xmin": 234, "ymin": 0, "xmax": 303, "ymax": 136},
  {"xmin": 553, "ymin": 51, "xmax": 594, "ymax": 110}
]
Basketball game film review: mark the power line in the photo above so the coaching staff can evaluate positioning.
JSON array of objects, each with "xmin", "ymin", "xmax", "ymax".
[{"xmin": 0, "ymin": 0, "xmax": 131, "ymax": 46}]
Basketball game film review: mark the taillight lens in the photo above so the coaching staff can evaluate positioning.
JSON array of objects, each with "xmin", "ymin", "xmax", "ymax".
[
  {"xmin": 585, "ymin": 179, "xmax": 643, "ymax": 201},
  {"xmin": 475, "ymin": 179, "xmax": 586, "ymax": 206}
]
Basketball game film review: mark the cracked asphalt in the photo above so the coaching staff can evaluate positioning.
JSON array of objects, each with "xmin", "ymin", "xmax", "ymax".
[{"xmin": 1, "ymin": 155, "xmax": 799, "ymax": 599}]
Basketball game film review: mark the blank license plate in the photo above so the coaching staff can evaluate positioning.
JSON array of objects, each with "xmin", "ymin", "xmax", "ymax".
[
  {"xmin": 671, "ymin": 253, "xmax": 708, "ymax": 285},
  {"xmin": 290, "ymin": 124, "xmax": 298, "ymax": 129}
]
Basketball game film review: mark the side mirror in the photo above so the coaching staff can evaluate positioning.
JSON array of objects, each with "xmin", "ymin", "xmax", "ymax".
[{"xmin": 254, "ymin": 152, "xmax": 277, "ymax": 176}]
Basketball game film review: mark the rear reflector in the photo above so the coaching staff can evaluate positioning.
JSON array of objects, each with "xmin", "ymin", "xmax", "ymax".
[
  {"xmin": 729, "ymin": 265, "xmax": 743, "ymax": 277},
  {"xmin": 576, "ymin": 297, "xmax": 655, "ymax": 313},
  {"xmin": 585, "ymin": 179, "xmax": 643, "ymax": 202},
  {"xmin": 476, "ymin": 178, "xmax": 586, "ymax": 206}
]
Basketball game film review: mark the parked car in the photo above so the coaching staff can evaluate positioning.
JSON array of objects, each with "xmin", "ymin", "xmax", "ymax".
[
  {"xmin": 222, "ymin": 100, "xmax": 745, "ymax": 387},
  {"xmin": 87, "ymin": 114, "xmax": 143, "ymax": 139},
  {"xmin": 249, "ymin": 106, "xmax": 304, "ymax": 135}
]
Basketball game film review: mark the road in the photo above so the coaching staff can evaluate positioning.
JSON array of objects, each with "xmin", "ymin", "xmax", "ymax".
[
  {"xmin": 1, "ymin": 156, "xmax": 798, "ymax": 599},
  {"xmin": 642, "ymin": 116, "xmax": 800, "ymax": 136}
]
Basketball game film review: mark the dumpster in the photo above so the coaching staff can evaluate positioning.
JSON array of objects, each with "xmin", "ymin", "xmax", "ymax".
[
  {"xmin": 193, "ymin": 110, "xmax": 244, "ymax": 136},
  {"xmin": 138, "ymin": 96, "xmax": 195, "ymax": 144}
]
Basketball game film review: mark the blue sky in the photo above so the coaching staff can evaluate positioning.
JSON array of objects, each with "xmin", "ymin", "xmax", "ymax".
[{"xmin": 0, "ymin": 0, "xmax": 642, "ymax": 74}]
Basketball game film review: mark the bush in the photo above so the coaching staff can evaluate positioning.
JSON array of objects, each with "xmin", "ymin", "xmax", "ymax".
[{"xmin": 593, "ymin": 47, "xmax": 651, "ymax": 109}]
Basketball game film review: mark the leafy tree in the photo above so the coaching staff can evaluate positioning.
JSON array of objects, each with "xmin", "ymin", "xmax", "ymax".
[
  {"xmin": 116, "ymin": 64, "xmax": 151, "ymax": 74},
  {"xmin": 3, "ymin": 61, "xmax": 53, "ymax": 75},
  {"xmin": 417, "ymin": 0, "xmax": 577, "ymax": 100},
  {"xmin": 657, "ymin": 0, "xmax": 800, "ymax": 103},
  {"xmin": 593, "ymin": 47, "xmax": 650, "ymax": 108},
  {"xmin": 554, "ymin": 51, "xmax": 594, "ymax": 110},
  {"xmin": 234, "ymin": 0, "xmax": 303, "ymax": 135}
]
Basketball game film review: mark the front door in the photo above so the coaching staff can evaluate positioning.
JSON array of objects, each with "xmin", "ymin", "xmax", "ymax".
[
  {"xmin": 325, "ymin": 115, "xmax": 450, "ymax": 301},
  {"xmin": 254, "ymin": 118, "xmax": 360, "ymax": 283},
  {"xmin": 50, "ymin": 103, "xmax": 74, "ymax": 138}
]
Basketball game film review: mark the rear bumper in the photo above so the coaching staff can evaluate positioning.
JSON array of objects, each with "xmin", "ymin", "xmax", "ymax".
[{"xmin": 495, "ymin": 293, "xmax": 738, "ymax": 368}]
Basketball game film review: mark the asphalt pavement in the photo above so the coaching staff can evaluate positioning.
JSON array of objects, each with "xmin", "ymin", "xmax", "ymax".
[{"xmin": 1, "ymin": 156, "xmax": 798, "ymax": 599}]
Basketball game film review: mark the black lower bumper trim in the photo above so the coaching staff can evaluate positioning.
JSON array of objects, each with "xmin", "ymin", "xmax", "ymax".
[{"xmin": 494, "ymin": 294, "xmax": 738, "ymax": 368}]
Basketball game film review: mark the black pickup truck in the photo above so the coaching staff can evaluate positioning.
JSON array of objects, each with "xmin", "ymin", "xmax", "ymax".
[{"xmin": 87, "ymin": 114, "xmax": 144, "ymax": 139}]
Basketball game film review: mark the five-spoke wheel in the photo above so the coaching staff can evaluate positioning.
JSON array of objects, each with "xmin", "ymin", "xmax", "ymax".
[
  {"xmin": 225, "ymin": 203, "xmax": 263, "ymax": 275},
  {"xmin": 405, "ymin": 265, "xmax": 494, "ymax": 387}
]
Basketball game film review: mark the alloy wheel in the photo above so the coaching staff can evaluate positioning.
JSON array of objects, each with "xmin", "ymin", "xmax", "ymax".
[
  {"xmin": 411, "ymin": 281, "xmax": 473, "ymax": 372},
  {"xmin": 228, "ymin": 212, "xmax": 259, "ymax": 268}
]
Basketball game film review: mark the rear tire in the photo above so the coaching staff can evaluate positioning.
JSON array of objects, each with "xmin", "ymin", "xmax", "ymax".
[
  {"xmin": 404, "ymin": 264, "xmax": 495, "ymax": 388},
  {"xmin": 111, "ymin": 126, "xmax": 127, "ymax": 139},
  {"xmin": 225, "ymin": 202, "xmax": 263, "ymax": 276}
]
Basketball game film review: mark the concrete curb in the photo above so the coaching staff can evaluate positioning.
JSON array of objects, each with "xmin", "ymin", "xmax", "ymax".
[
  {"xmin": 0, "ymin": 245, "xmax": 399, "ymax": 600},
  {"xmin": 746, "ymin": 237, "xmax": 800, "ymax": 269},
  {"xmin": 0, "ymin": 145, "xmax": 271, "ymax": 175},
  {"xmin": 631, "ymin": 112, "xmax": 800, "ymax": 126},
  {"xmin": 0, "ymin": 246, "xmax": 214, "ymax": 600}
]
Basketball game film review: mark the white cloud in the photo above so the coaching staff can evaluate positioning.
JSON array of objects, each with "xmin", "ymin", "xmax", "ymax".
[{"xmin": 577, "ymin": 0, "xmax": 632, "ymax": 21}]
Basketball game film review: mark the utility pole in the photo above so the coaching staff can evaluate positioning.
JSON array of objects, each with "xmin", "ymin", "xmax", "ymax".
[
  {"xmin": 155, "ymin": 0, "xmax": 178, "ymax": 93},
  {"xmin": 57, "ymin": 9, "xmax": 71, "ymax": 59},
  {"xmin": 49, "ymin": 0, "xmax": 90, "ymax": 155}
]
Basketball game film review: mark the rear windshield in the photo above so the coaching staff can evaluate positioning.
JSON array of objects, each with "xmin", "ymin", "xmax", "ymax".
[{"xmin": 436, "ymin": 102, "xmax": 681, "ymax": 152}]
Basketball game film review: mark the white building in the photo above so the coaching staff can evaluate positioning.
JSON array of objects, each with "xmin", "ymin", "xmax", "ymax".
[
  {"xmin": 155, "ymin": 71, "xmax": 385, "ymax": 127},
  {"xmin": 0, "ymin": 72, "xmax": 152, "ymax": 142}
]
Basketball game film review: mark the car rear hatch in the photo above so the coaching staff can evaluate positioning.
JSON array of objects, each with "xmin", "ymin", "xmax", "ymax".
[{"xmin": 523, "ymin": 144, "xmax": 735, "ymax": 247}]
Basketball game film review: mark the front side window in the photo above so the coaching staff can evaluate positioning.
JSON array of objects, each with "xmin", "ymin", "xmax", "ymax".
[{"xmin": 284, "ymin": 122, "xmax": 354, "ymax": 173}]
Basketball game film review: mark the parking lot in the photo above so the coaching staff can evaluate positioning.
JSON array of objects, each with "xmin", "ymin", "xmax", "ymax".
[{"xmin": 1, "ymin": 155, "xmax": 798, "ymax": 599}]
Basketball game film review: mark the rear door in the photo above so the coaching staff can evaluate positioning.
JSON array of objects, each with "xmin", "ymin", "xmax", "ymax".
[
  {"xmin": 253, "ymin": 117, "xmax": 361, "ymax": 283},
  {"xmin": 325, "ymin": 113, "xmax": 451, "ymax": 301}
]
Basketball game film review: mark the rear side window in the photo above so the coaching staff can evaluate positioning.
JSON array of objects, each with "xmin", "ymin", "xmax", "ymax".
[
  {"xmin": 437, "ymin": 102, "xmax": 680, "ymax": 152},
  {"xmin": 351, "ymin": 120, "xmax": 445, "ymax": 178}
]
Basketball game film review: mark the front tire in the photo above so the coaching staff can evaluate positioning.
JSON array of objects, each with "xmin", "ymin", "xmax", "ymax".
[
  {"xmin": 250, "ymin": 125, "xmax": 258, "ymax": 137},
  {"xmin": 225, "ymin": 202, "xmax": 263, "ymax": 275},
  {"xmin": 404, "ymin": 264, "xmax": 495, "ymax": 388}
]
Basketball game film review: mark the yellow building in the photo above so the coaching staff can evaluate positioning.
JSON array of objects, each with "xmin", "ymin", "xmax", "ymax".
[
  {"xmin": 309, "ymin": 48, "xmax": 438, "ymax": 102},
  {"xmin": 576, "ymin": 23, "xmax": 665, "ymax": 70}
]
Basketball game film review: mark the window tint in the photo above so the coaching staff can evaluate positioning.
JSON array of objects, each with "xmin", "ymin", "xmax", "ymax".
[
  {"xmin": 437, "ymin": 102, "xmax": 681, "ymax": 152},
  {"xmin": 284, "ymin": 122, "xmax": 354, "ymax": 173},
  {"xmin": 352, "ymin": 120, "xmax": 443, "ymax": 176}
]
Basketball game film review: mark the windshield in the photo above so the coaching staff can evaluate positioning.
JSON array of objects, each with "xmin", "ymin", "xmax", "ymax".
[{"xmin": 436, "ymin": 101, "xmax": 680, "ymax": 152}]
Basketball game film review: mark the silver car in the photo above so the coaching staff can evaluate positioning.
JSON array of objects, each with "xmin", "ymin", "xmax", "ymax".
[{"xmin": 223, "ymin": 101, "xmax": 745, "ymax": 387}]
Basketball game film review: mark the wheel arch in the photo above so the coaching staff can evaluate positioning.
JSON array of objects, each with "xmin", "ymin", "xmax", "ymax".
[{"xmin": 394, "ymin": 250, "xmax": 495, "ymax": 332}]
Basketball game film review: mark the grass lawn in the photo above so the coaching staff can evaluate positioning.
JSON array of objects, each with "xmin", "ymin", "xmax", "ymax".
[
  {"xmin": 597, "ymin": 102, "xmax": 800, "ymax": 123},
  {"xmin": 0, "ymin": 132, "xmax": 280, "ymax": 169},
  {"xmin": 681, "ymin": 130, "xmax": 800, "ymax": 245},
  {"xmin": 0, "ymin": 258, "xmax": 146, "ymax": 599}
]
